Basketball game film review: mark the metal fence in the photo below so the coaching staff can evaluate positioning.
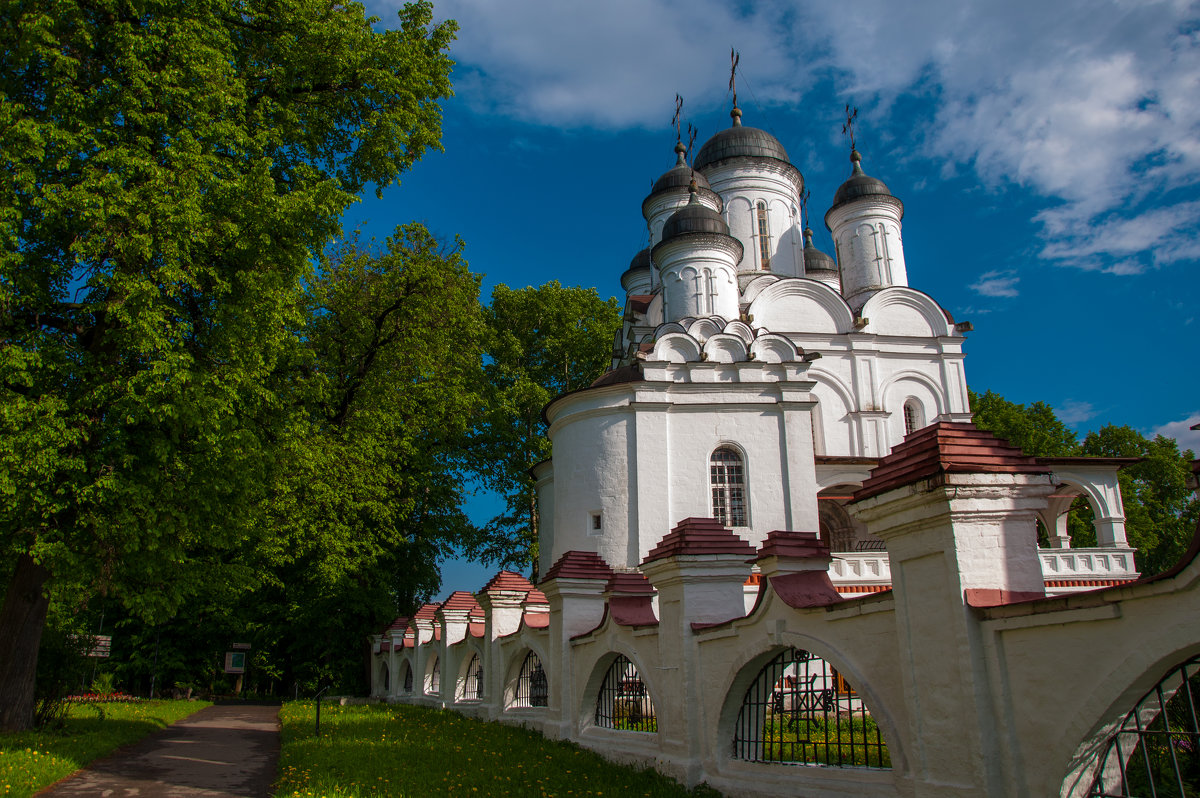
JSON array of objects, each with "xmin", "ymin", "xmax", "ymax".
[
  {"xmin": 462, "ymin": 653, "xmax": 483, "ymax": 701},
  {"xmin": 1089, "ymin": 654, "xmax": 1200, "ymax": 797},
  {"xmin": 732, "ymin": 647, "xmax": 889, "ymax": 768},
  {"xmin": 514, "ymin": 651, "xmax": 548, "ymax": 708},
  {"xmin": 595, "ymin": 654, "xmax": 657, "ymax": 733}
]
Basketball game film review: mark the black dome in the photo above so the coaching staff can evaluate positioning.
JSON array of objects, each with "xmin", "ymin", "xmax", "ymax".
[
  {"xmin": 651, "ymin": 144, "xmax": 714, "ymax": 195},
  {"xmin": 802, "ymin": 228, "xmax": 837, "ymax": 273},
  {"xmin": 694, "ymin": 109, "xmax": 791, "ymax": 172},
  {"xmin": 661, "ymin": 198, "xmax": 730, "ymax": 241},
  {"xmin": 828, "ymin": 151, "xmax": 900, "ymax": 212},
  {"xmin": 627, "ymin": 248, "xmax": 651, "ymax": 272}
]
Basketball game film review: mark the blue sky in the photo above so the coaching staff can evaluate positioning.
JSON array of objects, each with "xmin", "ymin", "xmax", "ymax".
[{"xmin": 353, "ymin": 0, "xmax": 1200, "ymax": 600}]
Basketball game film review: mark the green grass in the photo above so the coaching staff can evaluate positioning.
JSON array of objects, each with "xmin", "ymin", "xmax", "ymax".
[
  {"xmin": 756, "ymin": 714, "xmax": 891, "ymax": 768},
  {"xmin": 0, "ymin": 699, "xmax": 210, "ymax": 797},
  {"xmin": 276, "ymin": 702, "xmax": 722, "ymax": 798}
]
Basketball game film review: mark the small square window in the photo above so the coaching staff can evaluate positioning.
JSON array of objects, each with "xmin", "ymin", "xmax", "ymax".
[{"xmin": 589, "ymin": 512, "xmax": 603, "ymax": 534}]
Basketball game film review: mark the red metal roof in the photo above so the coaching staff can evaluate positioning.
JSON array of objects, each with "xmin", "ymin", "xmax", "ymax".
[
  {"xmin": 413, "ymin": 602, "xmax": 442, "ymax": 621},
  {"xmin": 756, "ymin": 530, "xmax": 830, "ymax": 560},
  {"xmin": 480, "ymin": 570, "xmax": 535, "ymax": 594},
  {"xmin": 768, "ymin": 571, "xmax": 843, "ymax": 609},
  {"xmin": 382, "ymin": 616, "xmax": 409, "ymax": 634},
  {"xmin": 605, "ymin": 571, "xmax": 655, "ymax": 595},
  {"xmin": 853, "ymin": 422, "xmax": 1050, "ymax": 502},
  {"xmin": 441, "ymin": 591, "xmax": 480, "ymax": 615},
  {"xmin": 643, "ymin": 517, "xmax": 756, "ymax": 564},
  {"xmin": 542, "ymin": 550, "xmax": 615, "ymax": 582}
]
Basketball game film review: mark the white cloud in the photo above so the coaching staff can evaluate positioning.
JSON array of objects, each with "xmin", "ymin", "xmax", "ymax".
[
  {"xmin": 1152, "ymin": 413, "xmax": 1200, "ymax": 455},
  {"xmin": 970, "ymin": 270, "xmax": 1019, "ymax": 297},
  {"xmin": 1057, "ymin": 400, "xmax": 1099, "ymax": 425},
  {"xmin": 379, "ymin": 0, "xmax": 1200, "ymax": 273}
]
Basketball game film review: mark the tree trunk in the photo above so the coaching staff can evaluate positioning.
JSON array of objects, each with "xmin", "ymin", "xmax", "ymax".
[{"xmin": 0, "ymin": 554, "xmax": 52, "ymax": 732}]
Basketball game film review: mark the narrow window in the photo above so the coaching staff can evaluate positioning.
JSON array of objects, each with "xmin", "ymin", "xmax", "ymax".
[
  {"xmin": 710, "ymin": 447, "xmax": 748, "ymax": 527},
  {"xmin": 757, "ymin": 201, "xmax": 771, "ymax": 270},
  {"xmin": 590, "ymin": 512, "xmax": 603, "ymax": 532},
  {"xmin": 903, "ymin": 400, "xmax": 922, "ymax": 436},
  {"xmin": 403, "ymin": 663, "xmax": 413, "ymax": 694}
]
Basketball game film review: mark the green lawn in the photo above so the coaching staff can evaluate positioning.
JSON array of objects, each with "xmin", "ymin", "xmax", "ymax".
[
  {"xmin": 276, "ymin": 702, "xmax": 722, "ymax": 797},
  {"xmin": 0, "ymin": 699, "xmax": 209, "ymax": 797}
]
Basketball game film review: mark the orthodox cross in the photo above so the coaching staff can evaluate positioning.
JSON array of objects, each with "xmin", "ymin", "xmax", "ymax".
[
  {"xmin": 686, "ymin": 123, "xmax": 697, "ymax": 167},
  {"xmin": 842, "ymin": 104, "xmax": 859, "ymax": 151},
  {"xmin": 729, "ymin": 49, "xmax": 741, "ymax": 108},
  {"xmin": 672, "ymin": 94, "xmax": 683, "ymax": 144},
  {"xmin": 800, "ymin": 187, "xmax": 811, "ymax": 230}
]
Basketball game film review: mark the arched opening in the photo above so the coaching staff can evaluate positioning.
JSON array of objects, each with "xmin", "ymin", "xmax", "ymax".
[
  {"xmin": 513, "ymin": 651, "xmax": 548, "ymax": 708},
  {"xmin": 1084, "ymin": 654, "xmax": 1200, "ymax": 796},
  {"xmin": 381, "ymin": 661, "xmax": 390, "ymax": 692},
  {"xmin": 426, "ymin": 655, "xmax": 441, "ymax": 696},
  {"xmin": 818, "ymin": 486, "xmax": 875, "ymax": 553},
  {"xmin": 711, "ymin": 446, "xmax": 748, "ymax": 527},
  {"xmin": 732, "ymin": 647, "xmax": 890, "ymax": 768},
  {"xmin": 402, "ymin": 661, "xmax": 413, "ymax": 694},
  {"xmin": 595, "ymin": 654, "xmax": 657, "ymax": 733},
  {"xmin": 460, "ymin": 653, "xmax": 483, "ymax": 702}
]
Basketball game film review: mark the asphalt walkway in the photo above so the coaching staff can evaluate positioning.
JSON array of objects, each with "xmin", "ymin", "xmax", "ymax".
[{"xmin": 39, "ymin": 703, "xmax": 280, "ymax": 798}]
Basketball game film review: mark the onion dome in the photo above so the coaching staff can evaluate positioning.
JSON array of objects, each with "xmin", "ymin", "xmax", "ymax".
[
  {"xmin": 620, "ymin": 248, "xmax": 652, "ymax": 293},
  {"xmin": 802, "ymin": 228, "xmax": 837, "ymax": 273},
  {"xmin": 643, "ymin": 142, "xmax": 721, "ymax": 217},
  {"xmin": 828, "ymin": 150, "xmax": 903, "ymax": 215},
  {"xmin": 693, "ymin": 108, "xmax": 792, "ymax": 172},
  {"xmin": 660, "ymin": 183, "xmax": 731, "ymax": 241}
]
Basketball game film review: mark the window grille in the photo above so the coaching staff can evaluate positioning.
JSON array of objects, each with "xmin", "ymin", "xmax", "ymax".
[
  {"xmin": 595, "ymin": 654, "xmax": 657, "ymax": 733},
  {"xmin": 462, "ymin": 653, "xmax": 483, "ymax": 701},
  {"xmin": 514, "ymin": 651, "xmax": 548, "ymax": 708},
  {"xmin": 733, "ymin": 647, "xmax": 890, "ymax": 768},
  {"xmin": 757, "ymin": 201, "xmax": 771, "ymax": 269},
  {"xmin": 1088, "ymin": 654, "xmax": 1200, "ymax": 797},
  {"xmin": 903, "ymin": 400, "xmax": 921, "ymax": 435},
  {"xmin": 402, "ymin": 663, "xmax": 413, "ymax": 694},
  {"xmin": 710, "ymin": 447, "xmax": 748, "ymax": 527},
  {"xmin": 429, "ymin": 656, "xmax": 441, "ymax": 695}
]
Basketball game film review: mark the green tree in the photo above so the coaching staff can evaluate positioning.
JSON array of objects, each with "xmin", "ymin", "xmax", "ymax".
[
  {"xmin": 467, "ymin": 282, "xmax": 621, "ymax": 576},
  {"xmin": 253, "ymin": 226, "xmax": 483, "ymax": 693},
  {"xmin": 1082, "ymin": 426, "xmax": 1199, "ymax": 576},
  {"xmin": 967, "ymin": 390, "xmax": 1081, "ymax": 457},
  {"xmin": 0, "ymin": 0, "xmax": 455, "ymax": 730}
]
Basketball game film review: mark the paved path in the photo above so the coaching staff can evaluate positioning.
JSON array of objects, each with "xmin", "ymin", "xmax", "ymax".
[{"xmin": 40, "ymin": 704, "xmax": 280, "ymax": 798}]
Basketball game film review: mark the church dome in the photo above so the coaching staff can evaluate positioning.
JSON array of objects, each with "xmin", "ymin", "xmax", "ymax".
[
  {"xmin": 651, "ymin": 143, "xmax": 714, "ymax": 195},
  {"xmin": 829, "ymin": 150, "xmax": 901, "ymax": 213},
  {"xmin": 694, "ymin": 108, "xmax": 791, "ymax": 172},
  {"xmin": 661, "ymin": 192, "xmax": 730, "ymax": 241},
  {"xmin": 802, "ymin": 228, "xmax": 837, "ymax": 273}
]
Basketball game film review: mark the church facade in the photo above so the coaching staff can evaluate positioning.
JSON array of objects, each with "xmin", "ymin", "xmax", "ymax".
[{"xmin": 366, "ymin": 106, "xmax": 1200, "ymax": 798}]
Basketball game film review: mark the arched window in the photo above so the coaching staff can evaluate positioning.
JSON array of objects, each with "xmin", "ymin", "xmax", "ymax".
[
  {"xmin": 381, "ymin": 662, "xmax": 390, "ymax": 692},
  {"xmin": 902, "ymin": 399, "xmax": 923, "ymax": 436},
  {"xmin": 595, "ymin": 654, "xmax": 657, "ymax": 732},
  {"xmin": 402, "ymin": 662, "xmax": 413, "ymax": 694},
  {"xmin": 428, "ymin": 656, "xmax": 441, "ymax": 695},
  {"xmin": 733, "ymin": 647, "xmax": 890, "ymax": 768},
  {"xmin": 756, "ymin": 201, "xmax": 771, "ymax": 270},
  {"xmin": 461, "ymin": 653, "xmax": 483, "ymax": 701},
  {"xmin": 514, "ymin": 652, "xmax": 548, "ymax": 708},
  {"xmin": 710, "ymin": 447, "xmax": 748, "ymax": 527}
]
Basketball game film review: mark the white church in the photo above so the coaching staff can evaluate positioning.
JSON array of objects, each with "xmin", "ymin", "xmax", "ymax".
[
  {"xmin": 536, "ymin": 104, "xmax": 1135, "ymax": 596},
  {"xmin": 370, "ymin": 102, "xmax": 1200, "ymax": 798}
]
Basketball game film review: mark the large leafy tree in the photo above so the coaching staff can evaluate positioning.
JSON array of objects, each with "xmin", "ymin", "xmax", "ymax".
[
  {"xmin": 0, "ymin": 0, "xmax": 455, "ymax": 729},
  {"xmin": 252, "ymin": 226, "xmax": 483, "ymax": 692},
  {"xmin": 467, "ymin": 282, "xmax": 621, "ymax": 576},
  {"xmin": 1081, "ymin": 426, "xmax": 1198, "ymax": 576}
]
